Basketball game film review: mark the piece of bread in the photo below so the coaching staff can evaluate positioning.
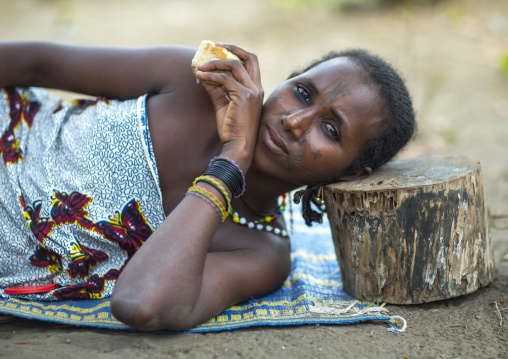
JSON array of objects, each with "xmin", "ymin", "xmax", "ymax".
[{"xmin": 191, "ymin": 40, "xmax": 243, "ymax": 83}]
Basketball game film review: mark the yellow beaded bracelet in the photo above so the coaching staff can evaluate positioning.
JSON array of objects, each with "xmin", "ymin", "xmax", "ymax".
[
  {"xmin": 187, "ymin": 185, "xmax": 227, "ymax": 222},
  {"xmin": 193, "ymin": 175, "xmax": 231, "ymax": 213}
]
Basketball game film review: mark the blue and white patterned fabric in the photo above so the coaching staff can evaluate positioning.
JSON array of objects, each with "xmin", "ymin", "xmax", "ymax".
[{"xmin": 0, "ymin": 87, "xmax": 165, "ymax": 301}]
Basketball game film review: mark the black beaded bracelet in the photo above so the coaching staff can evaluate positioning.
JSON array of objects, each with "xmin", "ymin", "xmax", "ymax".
[{"xmin": 204, "ymin": 156, "xmax": 246, "ymax": 198}]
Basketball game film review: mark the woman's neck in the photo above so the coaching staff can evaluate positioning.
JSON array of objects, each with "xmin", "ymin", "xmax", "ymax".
[{"xmin": 234, "ymin": 166, "xmax": 301, "ymax": 218}]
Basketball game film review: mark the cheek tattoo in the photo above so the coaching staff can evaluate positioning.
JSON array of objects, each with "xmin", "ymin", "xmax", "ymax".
[
  {"xmin": 312, "ymin": 150, "xmax": 322, "ymax": 160},
  {"xmin": 288, "ymin": 137, "xmax": 309, "ymax": 172},
  {"xmin": 288, "ymin": 137, "xmax": 318, "ymax": 177},
  {"xmin": 287, "ymin": 154, "xmax": 303, "ymax": 171}
]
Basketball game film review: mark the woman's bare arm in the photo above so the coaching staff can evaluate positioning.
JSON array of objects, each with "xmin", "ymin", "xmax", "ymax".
[
  {"xmin": 109, "ymin": 44, "xmax": 290, "ymax": 331},
  {"xmin": 111, "ymin": 197, "xmax": 290, "ymax": 331},
  {"xmin": 0, "ymin": 41, "xmax": 196, "ymax": 99}
]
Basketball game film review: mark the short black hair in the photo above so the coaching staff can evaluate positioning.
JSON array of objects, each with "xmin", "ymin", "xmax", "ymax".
[{"xmin": 291, "ymin": 49, "xmax": 416, "ymax": 226}]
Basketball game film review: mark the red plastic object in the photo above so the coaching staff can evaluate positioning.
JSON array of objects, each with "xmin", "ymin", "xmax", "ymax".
[{"xmin": 4, "ymin": 284, "xmax": 57, "ymax": 294}]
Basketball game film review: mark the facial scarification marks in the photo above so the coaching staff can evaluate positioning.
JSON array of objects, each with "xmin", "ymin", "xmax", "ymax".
[
  {"xmin": 274, "ymin": 101, "xmax": 288, "ymax": 118},
  {"xmin": 287, "ymin": 154, "xmax": 302, "ymax": 171},
  {"xmin": 312, "ymin": 149, "xmax": 322, "ymax": 160},
  {"xmin": 322, "ymin": 78, "xmax": 352, "ymax": 103},
  {"xmin": 274, "ymin": 100, "xmax": 317, "ymax": 175},
  {"xmin": 272, "ymin": 77, "xmax": 352, "ymax": 180},
  {"xmin": 307, "ymin": 78, "xmax": 351, "ymax": 145},
  {"xmin": 288, "ymin": 139, "xmax": 317, "ymax": 177},
  {"xmin": 273, "ymin": 100, "xmax": 314, "ymax": 174},
  {"xmin": 271, "ymin": 94, "xmax": 283, "ymax": 102}
]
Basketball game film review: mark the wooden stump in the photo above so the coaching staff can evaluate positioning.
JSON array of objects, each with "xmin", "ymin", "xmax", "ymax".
[{"xmin": 324, "ymin": 156, "xmax": 495, "ymax": 304}]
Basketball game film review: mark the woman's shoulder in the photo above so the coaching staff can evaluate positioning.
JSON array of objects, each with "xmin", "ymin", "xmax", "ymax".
[
  {"xmin": 148, "ymin": 45, "xmax": 200, "ymax": 94},
  {"xmin": 147, "ymin": 44, "xmax": 212, "ymax": 108},
  {"xmin": 146, "ymin": 50, "xmax": 216, "ymax": 132}
]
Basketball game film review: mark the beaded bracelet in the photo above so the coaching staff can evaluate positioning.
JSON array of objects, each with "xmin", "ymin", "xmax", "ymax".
[
  {"xmin": 187, "ymin": 185, "xmax": 227, "ymax": 221},
  {"xmin": 194, "ymin": 175, "xmax": 231, "ymax": 213},
  {"xmin": 205, "ymin": 156, "xmax": 246, "ymax": 198},
  {"xmin": 186, "ymin": 191, "xmax": 224, "ymax": 222}
]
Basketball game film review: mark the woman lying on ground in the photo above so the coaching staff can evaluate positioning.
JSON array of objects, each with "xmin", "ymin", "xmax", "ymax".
[{"xmin": 0, "ymin": 41, "xmax": 415, "ymax": 331}]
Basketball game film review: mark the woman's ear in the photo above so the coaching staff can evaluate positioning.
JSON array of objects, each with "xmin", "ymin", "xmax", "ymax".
[{"xmin": 338, "ymin": 167, "xmax": 372, "ymax": 181}]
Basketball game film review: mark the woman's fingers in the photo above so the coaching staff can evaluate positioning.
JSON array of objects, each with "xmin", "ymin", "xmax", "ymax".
[
  {"xmin": 196, "ymin": 59, "xmax": 254, "ymax": 90},
  {"xmin": 196, "ymin": 69, "xmax": 262, "ymax": 113},
  {"xmin": 196, "ymin": 71, "xmax": 230, "ymax": 112},
  {"xmin": 195, "ymin": 43, "xmax": 264, "ymax": 150},
  {"xmin": 215, "ymin": 43, "xmax": 262, "ymax": 88}
]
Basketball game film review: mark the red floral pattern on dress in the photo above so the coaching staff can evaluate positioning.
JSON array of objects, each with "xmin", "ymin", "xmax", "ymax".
[
  {"xmin": 5, "ymin": 88, "xmax": 41, "ymax": 129},
  {"xmin": 52, "ymin": 269, "xmax": 120, "ymax": 300},
  {"xmin": 67, "ymin": 240, "xmax": 109, "ymax": 279},
  {"xmin": 94, "ymin": 199, "xmax": 153, "ymax": 258},
  {"xmin": 71, "ymin": 97, "xmax": 110, "ymax": 115},
  {"xmin": 17, "ymin": 189, "xmax": 153, "ymax": 299},
  {"xmin": 29, "ymin": 246, "xmax": 62, "ymax": 275},
  {"xmin": 52, "ymin": 100, "xmax": 63, "ymax": 114},
  {"xmin": 20, "ymin": 196, "xmax": 55, "ymax": 244},
  {"xmin": 0, "ymin": 89, "xmax": 40, "ymax": 165},
  {"xmin": 50, "ymin": 191, "xmax": 94, "ymax": 230},
  {"xmin": 0, "ymin": 128, "xmax": 23, "ymax": 165},
  {"xmin": 20, "ymin": 196, "xmax": 62, "ymax": 274}
]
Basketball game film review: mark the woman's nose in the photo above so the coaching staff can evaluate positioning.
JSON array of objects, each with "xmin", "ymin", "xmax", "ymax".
[{"xmin": 282, "ymin": 109, "xmax": 313, "ymax": 140}]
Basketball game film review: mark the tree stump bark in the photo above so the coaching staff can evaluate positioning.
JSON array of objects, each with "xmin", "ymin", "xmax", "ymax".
[{"xmin": 324, "ymin": 156, "xmax": 495, "ymax": 304}]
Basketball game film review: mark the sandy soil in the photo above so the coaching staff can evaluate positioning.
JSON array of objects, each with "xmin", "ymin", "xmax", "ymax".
[{"xmin": 1, "ymin": 0, "xmax": 507, "ymax": 358}]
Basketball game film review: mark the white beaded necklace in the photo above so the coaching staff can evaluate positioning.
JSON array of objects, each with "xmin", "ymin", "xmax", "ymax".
[
  {"xmin": 229, "ymin": 212, "xmax": 289, "ymax": 237},
  {"xmin": 229, "ymin": 194, "xmax": 289, "ymax": 238}
]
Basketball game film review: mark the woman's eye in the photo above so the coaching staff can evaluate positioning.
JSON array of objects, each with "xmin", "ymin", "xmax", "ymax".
[
  {"xmin": 297, "ymin": 86, "xmax": 311, "ymax": 104},
  {"xmin": 323, "ymin": 122, "xmax": 339, "ymax": 141}
]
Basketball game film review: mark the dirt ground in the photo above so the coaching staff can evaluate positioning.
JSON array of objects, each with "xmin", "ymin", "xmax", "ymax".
[{"xmin": 1, "ymin": 0, "xmax": 507, "ymax": 358}]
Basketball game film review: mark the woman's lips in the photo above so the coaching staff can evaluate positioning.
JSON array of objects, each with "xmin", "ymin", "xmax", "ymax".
[{"xmin": 264, "ymin": 125, "xmax": 288, "ymax": 154}]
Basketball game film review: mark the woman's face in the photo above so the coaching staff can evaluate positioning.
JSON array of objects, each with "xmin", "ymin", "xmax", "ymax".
[{"xmin": 253, "ymin": 57, "xmax": 386, "ymax": 186}]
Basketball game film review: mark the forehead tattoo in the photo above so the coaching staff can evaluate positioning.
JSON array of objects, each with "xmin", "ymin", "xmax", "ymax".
[{"xmin": 321, "ymin": 78, "xmax": 352, "ymax": 103}]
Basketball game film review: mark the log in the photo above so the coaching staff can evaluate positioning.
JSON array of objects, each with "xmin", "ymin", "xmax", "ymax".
[{"xmin": 324, "ymin": 156, "xmax": 495, "ymax": 304}]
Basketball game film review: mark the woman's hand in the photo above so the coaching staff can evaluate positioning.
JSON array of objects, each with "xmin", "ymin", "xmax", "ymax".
[{"xmin": 195, "ymin": 44, "xmax": 264, "ymax": 171}]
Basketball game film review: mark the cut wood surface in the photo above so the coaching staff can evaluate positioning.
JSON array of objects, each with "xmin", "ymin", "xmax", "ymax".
[{"xmin": 324, "ymin": 156, "xmax": 495, "ymax": 304}]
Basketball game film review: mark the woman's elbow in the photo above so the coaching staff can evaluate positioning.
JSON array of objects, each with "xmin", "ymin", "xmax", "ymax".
[
  {"xmin": 110, "ymin": 291, "xmax": 199, "ymax": 332},
  {"xmin": 110, "ymin": 292, "xmax": 158, "ymax": 330}
]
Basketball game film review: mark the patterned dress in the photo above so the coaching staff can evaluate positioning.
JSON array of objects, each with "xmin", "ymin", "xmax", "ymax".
[{"xmin": 0, "ymin": 88, "xmax": 166, "ymax": 300}]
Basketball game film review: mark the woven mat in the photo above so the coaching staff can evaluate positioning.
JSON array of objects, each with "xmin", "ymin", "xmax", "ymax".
[{"xmin": 0, "ymin": 212, "xmax": 406, "ymax": 333}]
